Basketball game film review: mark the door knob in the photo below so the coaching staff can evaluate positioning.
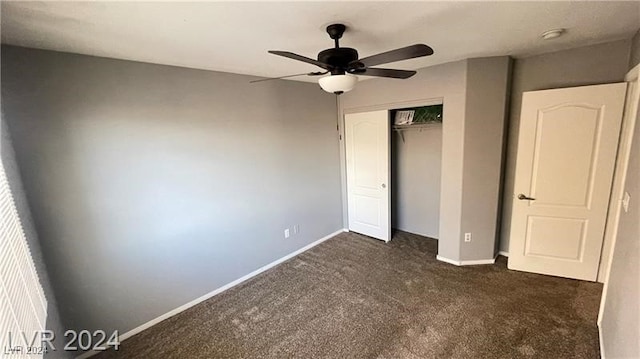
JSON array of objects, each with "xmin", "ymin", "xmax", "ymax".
[
  {"xmin": 518, "ymin": 194, "xmax": 536, "ymax": 200},
  {"xmin": 381, "ymin": 183, "xmax": 386, "ymax": 189}
]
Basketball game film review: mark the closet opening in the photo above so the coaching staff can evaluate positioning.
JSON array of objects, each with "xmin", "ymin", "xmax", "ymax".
[{"xmin": 390, "ymin": 104, "xmax": 443, "ymax": 240}]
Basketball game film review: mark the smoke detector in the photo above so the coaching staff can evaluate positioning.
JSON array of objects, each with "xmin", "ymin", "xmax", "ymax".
[{"xmin": 541, "ymin": 29, "xmax": 565, "ymax": 40}]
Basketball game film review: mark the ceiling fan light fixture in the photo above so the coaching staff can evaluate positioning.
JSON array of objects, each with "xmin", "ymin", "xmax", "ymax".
[{"xmin": 318, "ymin": 74, "xmax": 358, "ymax": 94}]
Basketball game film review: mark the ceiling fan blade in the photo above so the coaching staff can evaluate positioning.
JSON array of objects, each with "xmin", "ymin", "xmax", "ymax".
[
  {"xmin": 353, "ymin": 44, "xmax": 433, "ymax": 68},
  {"xmin": 351, "ymin": 68, "xmax": 417, "ymax": 79},
  {"xmin": 250, "ymin": 71, "xmax": 327, "ymax": 83},
  {"xmin": 268, "ymin": 51, "xmax": 332, "ymax": 70}
]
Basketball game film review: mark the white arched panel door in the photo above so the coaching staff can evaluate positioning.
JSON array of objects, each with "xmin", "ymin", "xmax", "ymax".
[
  {"xmin": 508, "ymin": 83, "xmax": 627, "ymax": 281},
  {"xmin": 345, "ymin": 110, "xmax": 390, "ymax": 242}
]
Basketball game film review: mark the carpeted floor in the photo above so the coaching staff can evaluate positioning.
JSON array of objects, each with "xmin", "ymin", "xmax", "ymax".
[{"xmin": 96, "ymin": 231, "xmax": 603, "ymax": 358}]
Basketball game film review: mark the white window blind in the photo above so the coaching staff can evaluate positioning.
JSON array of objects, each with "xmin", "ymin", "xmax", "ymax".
[{"xmin": 0, "ymin": 159, "xmax": 47, "ymax": 358}]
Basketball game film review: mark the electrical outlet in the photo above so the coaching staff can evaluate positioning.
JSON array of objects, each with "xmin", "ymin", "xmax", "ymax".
[
  {"xmin": 464, "ymin": 233, "xmax": 472, "ymax": 242},
  {"xmin": 284, "ymin": 228, "xmax": 290, "ymax": 239},
  {"xmin": 293, "ymin": 225, "xmax": 300, "ymax": 235}
]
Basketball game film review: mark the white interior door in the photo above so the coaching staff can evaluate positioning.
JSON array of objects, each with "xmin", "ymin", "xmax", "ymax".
[
  {"xmin": 508, "ymin": 83, "xmax": 627, "ymax": 281},
  {"xmin": 345, "ymin": 110, "xmax": 390, "ymax": 242}
]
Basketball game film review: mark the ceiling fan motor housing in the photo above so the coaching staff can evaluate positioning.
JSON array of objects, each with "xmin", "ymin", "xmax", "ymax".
[{"xmin": 318, "ymin": 48, "xmax": 359, "ymax": 74}]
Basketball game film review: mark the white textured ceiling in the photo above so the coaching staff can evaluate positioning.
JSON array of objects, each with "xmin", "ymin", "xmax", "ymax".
[{"xmin": 1, "ymin": 1, "xmax": 639, "ymax": 82}]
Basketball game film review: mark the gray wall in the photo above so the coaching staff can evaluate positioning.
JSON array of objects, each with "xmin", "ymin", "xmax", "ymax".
[
  {"xmin": 630, "ymin": 29, "xmax": 640, "ymax": 69},
  {"xmin": 1, "ymin": 118, "xmax": 71, "ymax": 358},
  {"xmin": 460, "ymin": 57, "xmax": 511, "ymax": 261},
  {"xmin": 499, "ymin": 40, "xmax": 631, "ymax": 254},
  {"xmin": 1, "ymin": 45, "xmax": 343, "ymax": 336},
  {"xmin": 600, "ymin": 32, "xmax": 640, "ymax": 359},
  {"xmin": 340, "ymin": 60, "xmax": 468, "ymax": 260},
  {"xmin": 391, "ymin": 125, "xmax": 442, "ymax": 238}
]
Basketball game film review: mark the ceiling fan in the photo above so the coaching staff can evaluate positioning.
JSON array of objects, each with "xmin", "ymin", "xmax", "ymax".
[{"xmin": 251, "ymin": 24, "xmax": 434, "ymax": 94}]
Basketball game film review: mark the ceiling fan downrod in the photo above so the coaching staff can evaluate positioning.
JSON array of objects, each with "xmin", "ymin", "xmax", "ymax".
[{"xmin": 326, "ymin": 23, "xmax": 346, "ymax": 48}]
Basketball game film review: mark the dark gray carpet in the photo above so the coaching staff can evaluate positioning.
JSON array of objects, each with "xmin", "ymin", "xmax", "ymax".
[{"xmin": 96, "ymin": 231, "xmax": 602, "ymax": 358}]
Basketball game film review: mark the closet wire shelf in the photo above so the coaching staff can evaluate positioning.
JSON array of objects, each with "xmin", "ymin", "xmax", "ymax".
[
  {"xmin": 393, "ymin": 122, "xmax": 441, "ymax": 143},
  {"xmin": 392, "ymin": 104, "xmax": 443, "ymax": 143}
]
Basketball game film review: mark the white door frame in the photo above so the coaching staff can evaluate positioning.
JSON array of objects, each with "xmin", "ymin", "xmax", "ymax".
[
  {"xmin": 597, "ymin": 65, "xmax": 640, "ymax": 282},
  {"xmin": 597, "ymin": 64, "xmax": 640, "ymax": 325}
]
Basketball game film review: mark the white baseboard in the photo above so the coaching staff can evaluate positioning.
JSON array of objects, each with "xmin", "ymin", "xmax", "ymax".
[
  {"xmin": 76, "ymin": 228, "xmax": 347, "ymax": 359},
  {"xmin": 436, "ymin": 255, "xmax": 496, "ymax": 266},
  {"xmin": 598, "ymin": 323, "xmax": 605, "ymax": 359},
  {"xmin": 498, "ymin": 251, "xmax": 509, "ymax": 257},
  {"xmin": 598, "ymin": 323, "xmax": 606, "ymax": 359}
]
